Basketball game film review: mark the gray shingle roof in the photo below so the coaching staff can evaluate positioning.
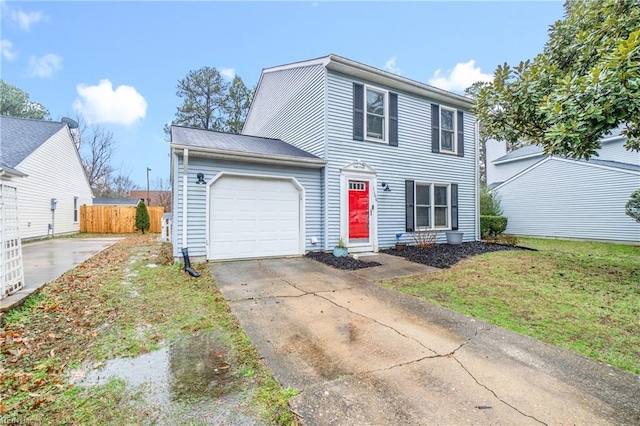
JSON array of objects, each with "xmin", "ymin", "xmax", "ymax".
[
  {"xmin": 493, "ymin": 126, "xmax": 630, "ymax": 164},
  {"xmin": 170, "ymin": 126, "xmax": 321, "ymax": 160},
  {"xmin": 584, "ymin": 158, "xmax": 640, "ymax": 172},
  {"xmin": 0, "ymin": 116, "xmax": 66, "ymax": 167},
  {"xmin": 493, "ymin": 144, "xmax": 544, "ymax": 163}
]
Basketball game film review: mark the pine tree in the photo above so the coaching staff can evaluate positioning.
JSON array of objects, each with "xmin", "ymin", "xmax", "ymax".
[{"xmin": 135, "ymin": 201, "xmax": 151, "ymax": 234}]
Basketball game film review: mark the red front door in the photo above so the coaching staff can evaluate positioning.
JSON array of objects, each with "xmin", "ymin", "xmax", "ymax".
[{"xmin": 348, "ymin": 181, "xmax": 369, "ymax": 239}]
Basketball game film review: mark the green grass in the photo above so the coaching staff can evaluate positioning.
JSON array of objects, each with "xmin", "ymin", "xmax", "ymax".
[
  {"xmin": 0, "ymin": 235, "xmax": 297, "ymax": 425},
  {"xmin": 384, "ymin": 237, "xmax": 640, "ymax": 374}
]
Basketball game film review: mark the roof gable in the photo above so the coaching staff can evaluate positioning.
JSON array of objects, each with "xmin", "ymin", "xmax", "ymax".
[
  {"xmin": 0, "ymin": 116, "xmax": 66, "ymax": 167},
  {"xmin": 493, "ymin": 156, "xmax": 640, "ymax": 192},
  {"xmin": 260, "ymin": 54, "xmax": 473, "ymax": 110}
]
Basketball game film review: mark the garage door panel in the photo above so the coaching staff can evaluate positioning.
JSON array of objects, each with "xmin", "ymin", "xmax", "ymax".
[{"xmin": 210, "ymin": 175, "xmax": 302, "ymax": 260}]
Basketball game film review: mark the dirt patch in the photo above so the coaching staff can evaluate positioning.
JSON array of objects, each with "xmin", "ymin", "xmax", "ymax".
[
  {"xmin": 382, "ymin": 242, "xmax": 526, "ymax": 269},
  {"xmin": 306, "ymin": 251, "xmax": 381, "ymax": 270}
]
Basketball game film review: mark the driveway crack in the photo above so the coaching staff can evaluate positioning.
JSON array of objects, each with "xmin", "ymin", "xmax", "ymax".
[{"xmin": 451, "ymin": 356, "xmax": 548, "ymax": 425}]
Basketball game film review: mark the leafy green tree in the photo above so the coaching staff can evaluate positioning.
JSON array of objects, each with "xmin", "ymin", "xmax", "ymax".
[
  {"xmin": 0, "ymin": 80, "xmax": 49, "ymax": 119},
  {"xmin": 625, "ymin": 189, "xmax": 640, "ymax": 223},
  {"xmin": 225, "ymin": 76, "xmax": 253, "ymax": 134},
  {"xmin": 171, "ymin": 66, "xmax": 229, "ymax": 131},
  {"xmin": 167, "ymin": 67, "xmax": 254, "ymax": 135},
  {"xmin": 474, "ymin": 0, "xmax": 640, "ymax": 160},
  {"xmin": 480, "ymin": 185, "xmax": 503, "ymax": 216},
  {"xmin": 135, "ymin": 201, "xmax": 151, "ymax": 234}
]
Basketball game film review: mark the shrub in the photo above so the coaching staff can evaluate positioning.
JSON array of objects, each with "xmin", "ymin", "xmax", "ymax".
[
  {"xmin": 480, "ymin": 215, "xmax": 508, "ymax": 238},
  {"xmin": 412, "ymin": 229, "xmax": 438, "ymax": 249},
  {"xmin": 480, "ymin": 185, "xmax": 502, "ymax": 216},
  {"xmin": 135, "ymin": 201, "xmax": 151, "ymax": 234},
  {"xmin": 625, "ymin": 188, "xmax": 640, "ymax": 223}
]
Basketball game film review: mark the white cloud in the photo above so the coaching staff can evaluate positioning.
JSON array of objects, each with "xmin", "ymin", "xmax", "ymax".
[
  {"xmin": 28, "ymin": 53, "xmax": 62, "ymax": 78},
  {"xmin": 11, "ymin": 9, "xmax": 46, "ymax": 30},
  {"xmin": 73, "ymin": 79, "xmax": 147, "ymax": 126},
  {"xmin": 428, "ymin": 60, "xmax": 493, "ymax": 93},
  {"xmin": 220, "ymin": 67, "xmax": 235, "ymax": 80},
  {"xmin": 1, "ymin": 39, "xmax": 16, "ymax": 60},
  {"xmin": 384, "ymin": 57, "xmax": 401, "ymax": 75}
]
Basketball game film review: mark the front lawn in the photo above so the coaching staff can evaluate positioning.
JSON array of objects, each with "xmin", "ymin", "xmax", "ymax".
[
  {"xmin": 384, "ymin": 237, "xmax": 640, "ymax": 375},
  {"xmin": 0, "ymin": 235, "xmax": 296, "ymax": 424}
]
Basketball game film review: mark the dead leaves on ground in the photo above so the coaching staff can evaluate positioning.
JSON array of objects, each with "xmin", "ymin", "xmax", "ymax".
[{"xmin": 0, "ymin": 235, "xmax": 158, "ymax": 416}]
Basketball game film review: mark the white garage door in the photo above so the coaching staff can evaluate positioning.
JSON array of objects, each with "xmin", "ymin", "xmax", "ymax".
[{"xmin": 209, "ymin": 175, "xmax": 301, "ymax": 260}]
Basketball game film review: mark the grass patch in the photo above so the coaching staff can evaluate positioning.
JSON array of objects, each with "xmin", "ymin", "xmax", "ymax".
[
  {"xmin": 385, "ymin": 237, "xmax": 640, "ymax": 374},
  {"xmin": 0, "ymin": 235, "xmax": 297, "ymax": 424}
]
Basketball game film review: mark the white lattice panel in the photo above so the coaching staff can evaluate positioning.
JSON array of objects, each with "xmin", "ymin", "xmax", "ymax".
[{"xmin": 1, "ymin": 184, "xmax": 24, "ymax": 299}]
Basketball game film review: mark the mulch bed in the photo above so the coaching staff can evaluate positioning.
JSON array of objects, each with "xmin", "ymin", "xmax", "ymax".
[
  {"xmin": 381, "ymin": 241, "xmax": 526, "ymax": 269},
  {"xmin": 307, "ymin": 242, "xmax": 529, "ymax": 270},
  {"xmin": 305, "ymin": 251, "xmax": 381, "ymax": 270}
]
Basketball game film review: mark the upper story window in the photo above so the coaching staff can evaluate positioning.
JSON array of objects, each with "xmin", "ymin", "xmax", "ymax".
[
  {"xmin": 353, "ymin": 83, "xmax": 398, "ymax": 146},
  {"xmin": 366, "ymin": 87, "xmax": 386, "ymax": 141},
  {"xmin": 440, "ymin": 107, "xmax": 456, "ymax": 153},
  {"xmin": 431, "ymin": 103, "xmax": 464, "ymax": 157}
]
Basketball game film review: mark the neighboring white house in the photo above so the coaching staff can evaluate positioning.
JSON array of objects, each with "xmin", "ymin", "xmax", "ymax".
[
  {"xmin": 486, "ymin": 132, "xmax": 640, "ymax": 243},
  {"xmin": 0, "ymin": 116, "xmax": 93, "ymax": 240},
  {"xmin": 170, "ymin": 54, "xmax": 479, "ymax": 261}
]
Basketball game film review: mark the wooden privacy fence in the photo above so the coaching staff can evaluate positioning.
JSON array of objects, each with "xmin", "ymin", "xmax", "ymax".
[{"xmin": 80, "ymin": 205, "xmax": 164, "ymax": 233}]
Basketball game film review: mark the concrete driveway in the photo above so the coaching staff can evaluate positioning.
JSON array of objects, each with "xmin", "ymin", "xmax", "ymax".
[
  {"xmin": 1, "ymin": 237, "xmax": 121, "ymax": 312},
  {"xmin": 210, "ymin": 255, "xmax": 640, "ymax": 425}
]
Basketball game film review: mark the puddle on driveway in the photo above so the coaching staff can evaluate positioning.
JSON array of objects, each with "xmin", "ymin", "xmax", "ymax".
[{"xmin": 72, "ymin": 331, "xmax": 262, "ymax": 424}]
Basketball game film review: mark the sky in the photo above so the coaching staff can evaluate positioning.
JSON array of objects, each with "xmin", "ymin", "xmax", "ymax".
[{"xmin": 1, "ymin": 0, "xmax": 566, "ymax": 189}]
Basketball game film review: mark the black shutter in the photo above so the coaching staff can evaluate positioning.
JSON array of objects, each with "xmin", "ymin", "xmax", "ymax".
[
  {"xmin": 353, "ymin": 83, "xmax": 364, "ymax": 141},
  {"xmin": 451, "ymin": 184, "xmax": 459, "ymax": 230},
  {"xmin": 389, "ymin": 92, "xmax": 398, "ymax": 146},
  {"xmin": 405, "ymin": 180, "xmax": 415, "ymax": 232},
  {"xmin": 457, "ymin": 110, "xmax": 464, "ymax": 157},
  {"xmin": 431, "ymin": 104, "xmax": 440, "ymax": 153}
]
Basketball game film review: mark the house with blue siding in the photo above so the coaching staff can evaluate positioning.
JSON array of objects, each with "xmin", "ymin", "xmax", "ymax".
[
  {"xmin": 170, "ymin": 55, "xmax": 479, "ymax": 261},
  {"xmin": 487, "ymin": 132, "xmax": 640, "ymax": 243}
]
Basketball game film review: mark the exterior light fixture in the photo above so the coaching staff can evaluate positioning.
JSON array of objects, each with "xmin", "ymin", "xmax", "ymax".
[
  {"xmin": 196, "ymin": 173, "xmax": 206, "ymax": 184},
  {"xmin": 381, "ymin": 182, "xmax": 391, "ymax": 192}
]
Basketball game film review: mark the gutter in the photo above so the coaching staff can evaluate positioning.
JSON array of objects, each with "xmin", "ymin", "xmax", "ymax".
[
  {"xmin": 326, "ymin": 54, "xmax": 474, "ymax": 110},
  {"xmin": 170, "ymin": 144, "xmax": 327, "ymax": 169}
]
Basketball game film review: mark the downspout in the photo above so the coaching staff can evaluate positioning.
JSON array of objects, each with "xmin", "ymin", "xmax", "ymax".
[
  {"xmin": 323, "ymin": 66, "xmax": 330, "ymax": 251},
  {"xmin": 182, "ymin": 148, "xmax": 189, "ymax": 249},
  {"xmin": 181, "ymin": 148, "xmax": 200, "ymax": 277},
  {"xmin": 475, "ymin": 120, "xmax": 480, "ymax": 241}
]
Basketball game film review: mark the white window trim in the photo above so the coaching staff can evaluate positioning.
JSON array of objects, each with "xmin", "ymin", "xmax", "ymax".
[
  {"xmin": 364, "ymin": 84, "xmax": 388, "ymax": 144},
  {"xmin": 440, "ymin": 106, "xmax": 457, "ymax": 154},
  {"xmin": 414, "ymin": 182, "xmax": 451, "ymax": 231}
]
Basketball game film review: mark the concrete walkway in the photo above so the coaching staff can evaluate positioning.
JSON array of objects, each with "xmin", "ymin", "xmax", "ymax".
[
  {"xmin": 1, "ymin": 237, "xmax": 122, "ymax": 312},
  {"xmin": 210, "ymin": 254, "xmax": 640, "ymax": 425}
]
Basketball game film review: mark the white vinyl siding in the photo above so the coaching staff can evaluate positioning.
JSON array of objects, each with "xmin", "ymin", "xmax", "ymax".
[
  {"xmin": 173, "ymin": 156, "xmax": 323, "ymax": 259},
  {"xmin": 243, "ymin": 64, "xmax": 326, "ymax": 157},
  {"xmin": 11, "ymin": 127, "xmax": 93, "ymax": 240},
  {"xmin": 597, "ymin": 138, "xmax": 640, "ymax": 163},
  {"xmin": 494, "ymin": 158, "xmax": 640, "ymax": 242},
  {"xmin": 327, "ymin": 71, "xmax": 477, "ymax": 247},
  {"xmin": 489, "ymin": 156, "xmax": 542, "ymax": 187}
]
